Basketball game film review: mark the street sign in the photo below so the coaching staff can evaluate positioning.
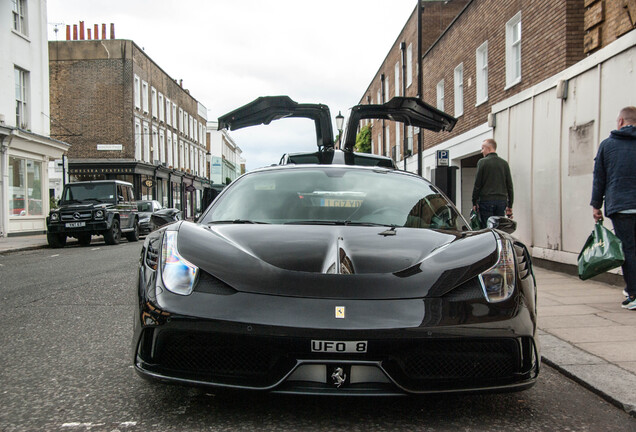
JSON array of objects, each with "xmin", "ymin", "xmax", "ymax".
[{"xmin": 436, "ymin": 149, "xmax": 449, "ymax": 166}]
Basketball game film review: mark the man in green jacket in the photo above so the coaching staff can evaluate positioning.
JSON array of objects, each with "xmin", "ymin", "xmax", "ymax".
[{"xmin": 472, "ymin": 139, "xmax": 514, "ymax": 227}]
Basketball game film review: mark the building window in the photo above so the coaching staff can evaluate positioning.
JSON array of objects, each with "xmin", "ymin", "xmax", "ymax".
[
  {"xmin": 385, "ymin": 129, "xmax": 390, "ymax": 158},
  {"xmin": 476, "ymin": 41, "xmax": 488, "ymax": 105},
  {"xmin": 165, "ymin": 98, "xmax": 171, "ymax": 125},
  {"xmin": 143, "ymin": 122, "xmax": 150, "ymax": 162},
  {"xmin": 394, "ymin": 62, "xmax": 400, "ymax": 97},
  {"xmin": 193, "ymin": 119, "xmax": 198, "ymax": 142},
  {"xmin": 9, "ymin": 157, "xmax": 42, "ymax": 217},
  {"xmin": 134, "ymin": 119, "xmax": 142, "ymax": 160},
  {"xmin": 178, "ymin": 108, "xmax": 184, "ymax": 133},
  {"xmin": 152, "ymin": 126, "xmax": 159, "ymax": 163},
  {"xmin": 506, "ymin": 12, "xmax": 522, "ymax": 88},
  {"xmin": 189, "ymin": 115, "xmax": 194, "ymax": 139},
  {"xmin": 159, "ymin": 129, "xmax": 165, "ymax": 164},
  {"xmin": 406, "ymin": 43, "xmax": 413, "ymax": 87},
  {"xmin": 142, "ymin": 81, "xmax": 149, "ymax": 113},
  {"xmin": 134, "ymin": 75, "xmax": 141, "ymax": 110},
  {"xmin": 167, "ymin": 133, "xmax": 173, "ymax": 167},
  {"xmin": 436, "ymin": 79, "xmax": 444, "ymax": 111},
  {"xmin": 151, "ymin": 87, "xmax": 157, "ymax": 118},
  {"xmin": 12, "ymin": 0, "xmax": 27, "ymax": 35},
  {"xmin": 454, "ymin": 63, "xmax": 464, "ymax": 117},
  {"xmin": 14, "ymin": 67, "xmax": 29, "ymax": 129},
  {"xmin": 172, "ymin": 103, "xmax": 177, "ymax": 130},
  {"xmin": 158, "ymin": 93, "xmax": 165, "ymax": 122}
]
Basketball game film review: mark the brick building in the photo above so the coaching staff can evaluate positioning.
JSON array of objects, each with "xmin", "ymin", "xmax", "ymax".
[
  {"xmin": 360, "ymin": 0, "xmax": 636, "ymax": 268},
  {"xmin": 49, "ymin": 26, "xmax": 211, "ymax": 219}
]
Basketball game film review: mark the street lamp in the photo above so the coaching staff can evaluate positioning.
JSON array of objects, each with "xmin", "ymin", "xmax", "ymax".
[{"xmin": 335, "ymin": 111, "xmax": 344, "ymax": 149}]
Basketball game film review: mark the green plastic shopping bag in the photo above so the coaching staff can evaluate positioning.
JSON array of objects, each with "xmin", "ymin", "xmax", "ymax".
[
  {"xmin": 577, "ymin": 221, "xmax": 625, "ymax": 280},
  {"xmin": 470, "ymin": 209, "xmax": 482, "ymax": 230}
]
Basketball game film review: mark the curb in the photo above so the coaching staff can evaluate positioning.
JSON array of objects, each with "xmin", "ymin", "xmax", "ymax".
[{"xmin": 540, "ymin": 332, "xmax": 636, "ymax": 417}]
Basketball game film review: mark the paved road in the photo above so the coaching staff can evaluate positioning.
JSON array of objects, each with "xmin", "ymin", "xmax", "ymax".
[{"xmin": 0, "ymin": 241, "xmax": 634, "ymax": 431}]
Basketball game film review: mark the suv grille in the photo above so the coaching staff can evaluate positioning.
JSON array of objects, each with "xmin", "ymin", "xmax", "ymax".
[{"xmin": 60, "ymin": 211, "xmax": 93, "ymax": 221}]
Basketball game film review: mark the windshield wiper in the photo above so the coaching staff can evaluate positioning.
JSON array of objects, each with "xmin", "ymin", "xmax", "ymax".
[{"xmin": 209, "ymin": 219, "xmax": 269, "ymax": 224}]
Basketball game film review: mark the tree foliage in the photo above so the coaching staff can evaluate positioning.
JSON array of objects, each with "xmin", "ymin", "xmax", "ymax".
[{"xmin": 355, "ymin": 125, "xmax": 372, "ymax": 153}]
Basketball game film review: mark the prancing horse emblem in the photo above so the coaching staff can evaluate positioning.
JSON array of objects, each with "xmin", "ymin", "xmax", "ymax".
[{"xmin": 331, "ymin": 367, "xmax": 346, "ymax": 387}]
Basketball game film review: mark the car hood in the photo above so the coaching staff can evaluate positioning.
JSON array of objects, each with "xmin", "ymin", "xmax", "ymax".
[{"xmin": 175, "ymin": 222, "xmax": 498, "ymax": 299}]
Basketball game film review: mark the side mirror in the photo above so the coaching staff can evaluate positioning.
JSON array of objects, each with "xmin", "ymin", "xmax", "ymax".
[
  {"xmin": 487, "ymin": 216, "xmax": 517, "ymax": 234},
  {"xmin": 118, "ymin": 195, "xmax": 125, "ymax": 202}
]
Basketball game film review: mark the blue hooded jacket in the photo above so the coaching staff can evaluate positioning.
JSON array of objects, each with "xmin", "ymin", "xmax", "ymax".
[{"xmin": 590, "ymin": 125, "xmax": 636, "ymax": 216}]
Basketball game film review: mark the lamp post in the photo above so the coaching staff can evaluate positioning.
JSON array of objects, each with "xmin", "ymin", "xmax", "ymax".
[{"xmin": 335, "ymin": 111, "xmax": 344, "ymax": 149}]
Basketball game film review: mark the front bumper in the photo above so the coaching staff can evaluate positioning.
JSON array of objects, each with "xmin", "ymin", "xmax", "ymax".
[
  {"xmin": 47, "ymin": 220, "xmax": 110, "ymax": 235},
  {"xmin": 133, "ymin": 267, "xmax": 539, "ymax": 395}
]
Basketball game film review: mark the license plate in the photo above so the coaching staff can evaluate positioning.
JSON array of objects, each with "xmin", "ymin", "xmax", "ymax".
[
  {"xmin": 311, "ymin": 340, "xmax": 367, "ymax": 353},
  {"xmin": 65, "ymin": 222, "xmax": 86, "ymax": 228}
]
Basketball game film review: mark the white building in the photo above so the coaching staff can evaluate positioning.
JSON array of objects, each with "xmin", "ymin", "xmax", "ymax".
[
  {"xmin": 0, "ymin": 0, "xmax": 69, "ymax": 237},
  {"xmin": 206, "ymin": 121, "xmax": 243, "ymax": 185}
]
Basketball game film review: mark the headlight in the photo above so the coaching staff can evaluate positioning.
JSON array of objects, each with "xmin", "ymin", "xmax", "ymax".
[
  {"xmin": 479, "ymin": 238, "xmax": 516, "ymax": 303},
  {"xmin": 95, "ymin": 209, "xmax": 104, "ymax": 219},
  {"xmin": 50, "ymin": 212, "xmax": 59, "ymax": 222},
  {"xmin": 161, "ymin": 231, "xmax": 198, "ymax": 295}
]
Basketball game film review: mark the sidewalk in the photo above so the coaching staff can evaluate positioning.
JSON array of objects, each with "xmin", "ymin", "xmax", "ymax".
[{"xmin": 0, "ymin": 234, "xmax": 635, "ymax": 415}]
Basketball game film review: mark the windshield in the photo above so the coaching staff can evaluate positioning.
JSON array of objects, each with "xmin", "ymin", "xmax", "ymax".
[
  {"xmin": 202, "ymin": 168, "xmax": 468, "ymax": 230},
  {"xmin": 62, "ymin": 183, "xmax": 116, "ymax": 203}
]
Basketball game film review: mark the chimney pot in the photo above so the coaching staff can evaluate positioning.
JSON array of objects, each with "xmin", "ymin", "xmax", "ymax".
[
  {"xmin": 87, "ymin": 29, "xmax": 92, "ymax": 39},
  {"xmin": 102, "ymin": 23, "xmax": 106, "ymax": 39},
  {"xmin": 73, "ymin": 24, "xmax": 78, "ymax": 40},
  {"xmin": 66, "ymin": 25, "xmax": 71, "ymax": 40},
  {"xmin": 79, "ymin": 21, "xmax": 85, "ymax": 40},
  {"xmin": 94, "ymin": 24, "xmax": 99, "ymax": 39},
  {"xmin": 110, "ymin": 23, "xmax": 115, "ymax": 39}
]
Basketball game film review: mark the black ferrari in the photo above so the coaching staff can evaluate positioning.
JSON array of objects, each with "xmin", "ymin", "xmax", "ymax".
[{"xmin": 132, "ymin": 96, "xmax": 539, "ymax": 395}]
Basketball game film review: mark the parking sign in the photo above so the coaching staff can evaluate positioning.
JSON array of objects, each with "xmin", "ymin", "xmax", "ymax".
[{"xmin": 436, "ymin": 149, "xmax": 449, "ymax": 166}]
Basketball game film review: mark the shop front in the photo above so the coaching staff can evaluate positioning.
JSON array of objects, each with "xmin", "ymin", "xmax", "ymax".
[{"xmin": 1, "ymin": 127, "xmax": 69, "ymax": 237}]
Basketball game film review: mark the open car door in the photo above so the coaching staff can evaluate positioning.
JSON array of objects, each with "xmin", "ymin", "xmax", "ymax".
[
  {"xmin": 342, "ymin": 97, "xmax": 457, "ymax": 152},
  {"xmin": 218, "ymin": 96, "xmax": 335, "ymax": 151}
]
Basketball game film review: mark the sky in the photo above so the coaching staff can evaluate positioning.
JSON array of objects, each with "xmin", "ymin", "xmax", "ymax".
[{"xmin": 46, "ymin": 0, "xmax": 417, "ymax": 171}]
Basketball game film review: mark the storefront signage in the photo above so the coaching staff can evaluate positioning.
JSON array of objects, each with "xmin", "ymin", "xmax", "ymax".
[
  {"xmin": 69, "ymin": 167, "xmax": 134, "ymax": 174},
  {"xmin": 97, "ymin": 144, "xmax": 123, "ymax": 151},
  {"xmin": 143, "ymin": 179, "xmax": 154, "ymax": 188}
]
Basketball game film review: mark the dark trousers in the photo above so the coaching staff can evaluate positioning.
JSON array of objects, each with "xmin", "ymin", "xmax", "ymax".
[
  {"xmin": 610, "ymin": 213, "xmax": 636, "ymax": 297},
  {"xmin": 478, "ymin": 200, "xmax": 507, "ymax": 227}
]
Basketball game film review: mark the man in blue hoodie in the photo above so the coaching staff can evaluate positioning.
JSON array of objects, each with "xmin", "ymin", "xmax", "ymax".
[{"xmin": 591, "ymin": 106, "xmax": 636, "ymax": 310}]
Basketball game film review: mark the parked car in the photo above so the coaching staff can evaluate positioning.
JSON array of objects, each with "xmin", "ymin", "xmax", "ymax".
[
  {"xmin": 137, "ymin": 200, "xmax": 163, "ymax": 236},
  {"xmin": 46, "ymin": 180, "xmax": 139, "ymax": 248},
  {"xmin": 132, "ymin": 96, "xmax": 538, "ymax": 395}
]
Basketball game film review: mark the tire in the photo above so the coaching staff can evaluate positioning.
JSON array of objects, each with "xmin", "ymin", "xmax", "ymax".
[
  {"xmin": 125, "ymin": 220, "xmax": 140, "ymax": 242},
  {"xmin": 77, "ymin": 234, "xmax": 92, "ymax": 246},
  {"xmin": 104, "ymin": 218, "xmax": 121, "ymax": 245},
  {"xmin": 47, "ymin": 232, "xmax": 67, "ymax": 248}
]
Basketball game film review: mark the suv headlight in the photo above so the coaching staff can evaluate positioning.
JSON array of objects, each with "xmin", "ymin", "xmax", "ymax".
[
  {"xmin": 479, "ymin": 238, "xmax": 516, "ymax": 303},
  {"xmin": 95, "ymin": 209, "xmax": 105, "ymax": 219},
  {"xmin": 50, "ymin": 212, "xmax": 59, "ymax": 222},
  {"xmin": 161, "ymin": 231, "xmax": 198, "ymax": 295}
]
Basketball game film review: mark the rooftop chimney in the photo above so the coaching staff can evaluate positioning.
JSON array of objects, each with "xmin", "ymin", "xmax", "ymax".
[
  {"xmin": 72, "ymin": 24, "xmax": 78, "ymax": 40},
  {"xmin": 66, "ymin": 25, "xmax": 71, "ymax": 41},
  {"xmin": 94, "ymin": 24, "xmax": 99, "ymax": 39},
  {"xmin": 102, "ymin": 23, "xmax": 106, "ymax": 40},
  {"xmin": 110, "ymin": 23, "xmax": 115, "ymax": 39},
  {"xmin": 79, "ymin": 21, "xmax": 85, "ymax": 40}
]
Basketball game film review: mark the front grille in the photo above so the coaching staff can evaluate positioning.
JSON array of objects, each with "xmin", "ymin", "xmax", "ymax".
[
  {"xmin": 383, "ymin": 338, "xmax": 524, "ymax": 390},
  {"xmin": 399, "ymin": 339, "xmax": 516, "ymax": 379},
  {"xmin": 61, "ymin": 211, "xmax": 92, "ymax": 221},
  {"xmin": 158, "ymin": 334, "xmax": 273, "ymax": 377}
]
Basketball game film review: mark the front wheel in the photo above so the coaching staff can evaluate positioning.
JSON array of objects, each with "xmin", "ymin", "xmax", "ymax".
[
  {"xmin": 104, "ymin": 219, "xmax": 121, "ymax": 245},
  {"xmin": 47, "ymin": 232, "xmax": 67, "ymax": 248},
  {"xmin": 125, "ymin": 220, "xmax": 139, "ymax": 242}
]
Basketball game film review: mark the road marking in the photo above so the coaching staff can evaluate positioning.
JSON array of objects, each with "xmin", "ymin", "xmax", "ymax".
[
  {"xmin": 91, "ymin": 248, "xmax": 100, "ymax": 251},
  {"xmin": 50, "ymin": 254, "xmax": 59, "ymax": 257}
]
